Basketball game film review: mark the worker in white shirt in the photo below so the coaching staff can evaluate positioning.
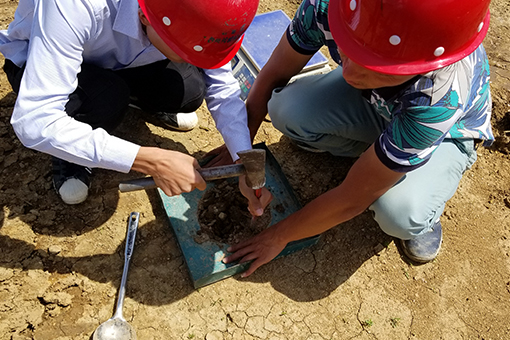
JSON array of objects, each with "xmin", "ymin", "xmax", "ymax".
[{"xmin": 0, "ymin": 0, "xmax": 259, "ymax": 205}]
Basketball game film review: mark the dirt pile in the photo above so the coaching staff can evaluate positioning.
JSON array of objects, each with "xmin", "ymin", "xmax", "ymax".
[{"xmin": 195, "ymin": 179, "xmax": 271, "ymax": 246}]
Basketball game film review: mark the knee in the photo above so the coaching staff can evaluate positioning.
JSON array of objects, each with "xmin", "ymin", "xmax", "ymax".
[
  {"xmin": 370, "ymin": 196, "xmax": 434, "ymax": 240},
  {"xmin": 99, "ymin": 80, "xmax": 130, "ymax": 131},
  {"xmin": 267, "ymin": 87, "xmax": 288, "ymax": 129},
  {"xmin": 180, "ymin": 87, "xmax": 205, "ymax": 112},
  {"xmin": 179, "ymin": 66, "xmax": 206, "ymax": 112},
  {"xmin": 268, "ymin": 87, "xmax": 309, "ymax": 136},
  {"xmin": 67, "ymin": 72, "xmax": 130, "ymax": 132}
]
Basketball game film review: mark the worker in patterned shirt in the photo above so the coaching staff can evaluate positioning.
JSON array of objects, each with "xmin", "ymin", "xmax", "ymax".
[
  {"xmin": 0, "ymin": 0, "xmax": 258, "ymax": 205},
  {"xmin": 224, "ymin": 0, "xmax": 494, "ymax": 273}
]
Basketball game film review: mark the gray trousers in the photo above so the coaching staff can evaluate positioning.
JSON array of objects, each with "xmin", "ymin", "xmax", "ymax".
[{"xmin": 268, "ymin": 67, "xmax": 477, "ymax": 239}]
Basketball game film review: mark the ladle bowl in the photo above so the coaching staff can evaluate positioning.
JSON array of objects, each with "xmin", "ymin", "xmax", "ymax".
[{"xmin": 93, "ymin": 318, "xmax": 136, "ymax": 340}]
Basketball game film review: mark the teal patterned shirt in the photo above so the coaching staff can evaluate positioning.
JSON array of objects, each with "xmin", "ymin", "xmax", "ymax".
[{"xmin": 287, "ymin": 0, "xmax": 494, "ymax": 171}]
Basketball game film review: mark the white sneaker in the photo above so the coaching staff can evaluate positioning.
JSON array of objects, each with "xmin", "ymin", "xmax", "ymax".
[
  {"xmin": 52, "ymin": 157, "xmax": 91, "ymax": 205},
  {"xmin": 128, "ymin": 98, "xmax": 198, "ymax": 131},
  {"xmin": 58, "ymin": 178, "xmax": 89, "ymax": 205},
  {"xmin": 155, "ymin": 111, "xmax": 198, "ymax": 131}
]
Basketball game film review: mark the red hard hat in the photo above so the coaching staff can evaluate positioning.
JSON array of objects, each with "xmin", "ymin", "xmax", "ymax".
[
  {"xmin": 138, "ymin": 0, "xmax": 259, "ymax": 69},
  {"xmin": 328, "ymin": 0, "xmax": 491, "ymax": 75}
]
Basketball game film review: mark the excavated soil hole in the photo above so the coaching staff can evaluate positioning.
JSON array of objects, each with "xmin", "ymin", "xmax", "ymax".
[{"xmin": 195, "ymin": 179, "xmax": 271, "ymax": 246}]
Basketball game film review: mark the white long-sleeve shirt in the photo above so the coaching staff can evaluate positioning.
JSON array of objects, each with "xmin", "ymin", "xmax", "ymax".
[{"xmin": 0, "ymin": 0, "xmax": 252, "ymax": 172}]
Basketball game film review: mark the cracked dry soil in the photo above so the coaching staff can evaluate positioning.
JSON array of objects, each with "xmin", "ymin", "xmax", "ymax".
[{"xmin": 1, "ymin": 0, "xmax": 510, "ymax": 339}]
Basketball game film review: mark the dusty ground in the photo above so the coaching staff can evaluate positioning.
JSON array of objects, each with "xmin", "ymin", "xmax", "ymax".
[{"xmin": 1, "ymin": 0, "xmax": 509, "ymax": 339}]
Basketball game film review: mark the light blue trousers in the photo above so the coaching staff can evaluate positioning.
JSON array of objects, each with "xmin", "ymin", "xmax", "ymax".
[{"xmin": 268, "ymin": 67, "xmax": 478, "ymax": 239}]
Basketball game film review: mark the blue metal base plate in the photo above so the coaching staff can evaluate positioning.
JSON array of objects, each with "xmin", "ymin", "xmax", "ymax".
[
  {"xmin": 158, "ymin": 143, "xmax": 320, "ymax": 288},
  {"xmin": 241, "ymin": 10, "xmax": 329, "ymax": 72}
]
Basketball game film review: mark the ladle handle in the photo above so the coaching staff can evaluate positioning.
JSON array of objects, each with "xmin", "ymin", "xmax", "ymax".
[{"xmin": 113, "ymin": 212, "xmax": 139, "ymax": 320}]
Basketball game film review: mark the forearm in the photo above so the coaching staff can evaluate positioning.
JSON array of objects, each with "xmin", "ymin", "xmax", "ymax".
[
  {"xmin": 203, "ymin": 66, "xmax": 252, "ymax": 160},
  {"xmin": 271, "ymin": 146, "xmax": 405, "ymax": 244},
  {"xmin": 246, "ymin": 34, "xmax": 312, "ymax": 141},
  {"xmin": 131, "ymin": 146, "xmax": 159, "ymax": 175},
  {"xmin": 245, "ymin": 71, "xmax": 288, "ymax": 141},
  {"xmin": 131, "ymin": 146, "xmax": 194, "ymax": 176},
  {"xmin": 12, "ymin": 100, "xmax": 139, "ymax": 172},
  {"xmin": 209, "ymin": 95, "xmax": 252, "ymax": 161},
  {"xmin": 271, "ymin": 185, "xmax": 367, "ymax": 245}
]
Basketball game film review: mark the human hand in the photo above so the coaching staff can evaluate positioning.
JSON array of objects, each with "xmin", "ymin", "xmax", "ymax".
[
  {"xmin": 223, "ymin": 226, "xmax": 287, "ymax": 277},
  {"xmin": 201, "ymin": 144, "xmax": 234, "ymax": 167},
  {"xmin": 238, "ymin": 174, "xmax": 272, "ymax": 216},
  {"xmin": 132, "ymin": 147, "xmax": 207, "ymax": 196}
]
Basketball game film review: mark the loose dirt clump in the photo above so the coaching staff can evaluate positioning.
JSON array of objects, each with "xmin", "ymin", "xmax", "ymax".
[{"xmin": 195, "ymin": 179, "xmax": 271, "ymax": 246}]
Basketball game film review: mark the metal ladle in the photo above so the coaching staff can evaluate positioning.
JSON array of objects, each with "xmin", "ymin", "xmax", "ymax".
[{"xmin": 93, "ymin": 212, "xmax": 140, "ymax": 340}]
